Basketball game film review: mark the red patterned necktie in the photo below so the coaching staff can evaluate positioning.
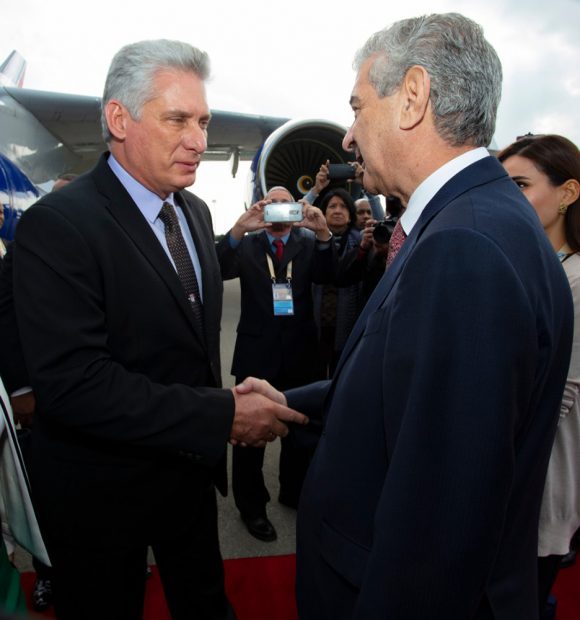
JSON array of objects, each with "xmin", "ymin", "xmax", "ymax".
[
  {"xmin": 386, "ymin": 219, "xmax": 407, "ymax": 269},
  {"xmin": 158, "ymin": 202, "xmax": 204, "ymax": 329},
  {"xmin": 273, "ymin": 239, "xmax": 284, "ymax": 261}
]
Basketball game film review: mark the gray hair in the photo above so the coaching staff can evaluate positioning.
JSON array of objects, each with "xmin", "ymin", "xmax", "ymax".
[
  {"xmin": 354, "ymin": 13, "xmax": 502, "ymax": 147},
  {"xmin": 266, "ymin": 186, "xmax": 293, "ymax": 200},
  {"xmin": 101, "ymin": 39, "xmax": 210, "ymax": 142}
]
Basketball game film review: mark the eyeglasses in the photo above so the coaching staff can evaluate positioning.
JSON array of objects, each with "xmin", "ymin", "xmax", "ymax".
[{"xmin": 356, "ymin": 209, "xmax": 372, "ymax": 215}]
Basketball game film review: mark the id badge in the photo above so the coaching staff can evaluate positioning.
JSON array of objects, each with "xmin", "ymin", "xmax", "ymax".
[{"xmin": 272, "ymin": 283, "xmax": 294, "ymax": 316}]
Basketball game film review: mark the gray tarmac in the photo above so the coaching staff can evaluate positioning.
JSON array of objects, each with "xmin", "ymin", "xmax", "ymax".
[{"xmin": 15, "ymin": 278, "xmax": 296, "ymax": 573}]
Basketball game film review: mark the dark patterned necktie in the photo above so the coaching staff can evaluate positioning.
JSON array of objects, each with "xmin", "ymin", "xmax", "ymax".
[
  {"xmin": 158, "ymin": 202, "xmax": 204, "ymax": 329},
  {"xmin": 273, "ymin": 239, "xmax": 284, "ymax": 261},
  {"xmin": 386, "ymin": 219, "xmax": 407, "ymax": 269}
]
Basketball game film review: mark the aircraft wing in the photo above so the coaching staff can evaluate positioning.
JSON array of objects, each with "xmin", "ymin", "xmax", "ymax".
[{"xmin": 0, "ymin": 86, "xmax": 289, "ymax": 184}]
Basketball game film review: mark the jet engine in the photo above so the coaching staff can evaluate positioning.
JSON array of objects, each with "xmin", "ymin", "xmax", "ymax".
[{"xmin": 250, "ymin": 118, "xmax": 361, "ymax": 204}]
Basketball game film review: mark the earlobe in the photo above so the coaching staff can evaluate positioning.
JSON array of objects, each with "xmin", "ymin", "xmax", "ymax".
[
  {"xmin": 105, "ymin": 100, "xmax": 128, "ymax": 141},
  {"xmin": 399, "ymin": 66, "xmax": 430, "ymax": 131}
]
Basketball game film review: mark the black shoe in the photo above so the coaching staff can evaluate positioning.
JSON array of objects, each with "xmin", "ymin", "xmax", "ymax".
[
  {"xmin": 32, "ymin": 577, "xmax": 53, "ymax": 612},
  {"xmin": 241, "ymin": 514, "xmax": 277, "ymax": 542},
  {"xmin": 561, "ymin": 548, "xmax": 577, "ymax": 568}
]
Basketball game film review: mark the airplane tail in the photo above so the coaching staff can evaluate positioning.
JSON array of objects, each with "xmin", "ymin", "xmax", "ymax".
[{"xmin": 0, "ymin": 50, "xmax": 26, "ymax": 88}]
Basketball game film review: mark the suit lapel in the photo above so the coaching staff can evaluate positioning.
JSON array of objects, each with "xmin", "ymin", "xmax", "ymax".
[
  {"xmin": 279, "ymin": 229, "xmax": 302, "ymax": 272},
  {"xmin": 333, "ymin": 156, "xmax": 507, "ymax": 379},
  {"xmin": 93, "ymin": 155, "xmax": 207, "ymax": 350}
]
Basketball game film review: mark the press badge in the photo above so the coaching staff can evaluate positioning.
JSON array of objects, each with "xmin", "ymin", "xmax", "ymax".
[
  {"xmin": 272, "ymin": 283, "xmax": 294, "ymax": 316},
  {"xmin": 265, "ymin": 252, "xmax": 294, "ymax": 316}
]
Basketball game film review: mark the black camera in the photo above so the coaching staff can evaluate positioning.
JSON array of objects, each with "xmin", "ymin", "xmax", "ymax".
[
  {"xmin": 327, "ymin": 163, "xmax": 356, "ymax": 180},
  {"xmin": 372, "ymin": 217, "xmax": 398, "ymax": 245}
]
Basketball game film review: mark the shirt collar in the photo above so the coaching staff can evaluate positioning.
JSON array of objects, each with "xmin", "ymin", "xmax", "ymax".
[
  {"xmin": 400, "ymin": 147, "xmax": 489, "ymax": 235},
  {"xmin": 265, "ymin": 231, "xmax": 291, "ymax": 246},
  {"xmin": 108, "ymin": 153, "xmax": 175, "ymax": 222}
]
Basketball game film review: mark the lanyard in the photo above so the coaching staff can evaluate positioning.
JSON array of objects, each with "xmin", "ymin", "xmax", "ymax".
[{"xmin": 265, "ymin": 253, "xmax": 292, "ymax": 283}]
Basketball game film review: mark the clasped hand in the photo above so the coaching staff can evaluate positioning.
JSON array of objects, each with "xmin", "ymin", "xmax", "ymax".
[{"xmin": 230, "ymin": 377, "xmax": 308, "ymax": 448}]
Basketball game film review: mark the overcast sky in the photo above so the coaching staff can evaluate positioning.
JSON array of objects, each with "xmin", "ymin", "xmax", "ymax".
[{"xmin": 3, "ymin": 0, "xmax": 579, "ymax": 232}]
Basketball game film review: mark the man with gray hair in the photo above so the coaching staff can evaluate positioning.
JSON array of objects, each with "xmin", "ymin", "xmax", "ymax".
[
  {"xmin": 12, "ymin": 39, "xmax": 306, "ymax": 619},
  {"xmin": 217, "ymin": 186, "xmax": 333, "ymax": 542},
  {"xmin": 247, "ymin": 13, "xmax": 573, "ymax": 618}
]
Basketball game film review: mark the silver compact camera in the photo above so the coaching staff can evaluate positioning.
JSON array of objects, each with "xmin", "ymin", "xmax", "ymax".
[{"xmin": 263, "ymin": 202, "xmax": 303, "ymax": 223}]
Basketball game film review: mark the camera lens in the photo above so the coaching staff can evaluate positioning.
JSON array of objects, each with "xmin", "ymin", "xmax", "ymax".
[{"xmin": 372, "ymin": 219, "xmax": 396, "ymax": 244}]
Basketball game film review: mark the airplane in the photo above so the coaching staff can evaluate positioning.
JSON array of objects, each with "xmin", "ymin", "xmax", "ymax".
[{"xmin": 0, "ymin": 50, "xmax": 356, "ymax": 242}]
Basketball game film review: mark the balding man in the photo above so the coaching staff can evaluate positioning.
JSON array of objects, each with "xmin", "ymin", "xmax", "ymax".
[{"xmin": 217, "ymin": 187, "xmax": 333, "ymax": 541}]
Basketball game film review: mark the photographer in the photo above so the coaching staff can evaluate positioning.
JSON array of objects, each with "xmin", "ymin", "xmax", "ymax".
[
  {"xmin": 216, "ymin": 187, "xmax": 334, "ymax": 541},
  {"xmin": 303, "ymin": 160, "xmax": 384, "ymax": 220},
  {"xmin": 338, "ymin": 196, "xmax": 405, "ymax": 306}
]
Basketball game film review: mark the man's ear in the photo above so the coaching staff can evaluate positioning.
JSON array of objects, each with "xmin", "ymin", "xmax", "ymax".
[
  {"xmin": 399, "ymin": 65, "xmax": 430, "ymax": 131},
  {"xmin": 104, "ymin": 100, "xmax": 129, "ymax": 141}
]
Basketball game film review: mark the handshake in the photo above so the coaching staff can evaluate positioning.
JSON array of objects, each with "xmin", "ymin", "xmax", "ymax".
[{"xmin": 229, "ymin": 377, "xmax": 308, "ymax": 448}]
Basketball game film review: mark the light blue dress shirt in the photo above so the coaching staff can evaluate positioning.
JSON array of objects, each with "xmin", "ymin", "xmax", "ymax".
[{"xmin": 107, "ymin": 154, "xmax": 203, "ymax": 301}]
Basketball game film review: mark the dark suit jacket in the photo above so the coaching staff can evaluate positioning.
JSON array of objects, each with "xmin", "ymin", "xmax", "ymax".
[
  {"xmin": 217, "ymin": 228, "xmax": 333, "ymax": 387},
  {"xmin": 287, "ymin": 156, "xmax": 573, "ymax": 619},
  {"xmin": 12, "ymin": 153, "xmax": 234, "ymax": 550},
  {"xmin": 0, "ymin": 243, "xmax": 29, "ymax": 393}
]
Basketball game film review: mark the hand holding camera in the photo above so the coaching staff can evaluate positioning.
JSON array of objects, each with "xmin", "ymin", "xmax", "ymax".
[
  {"xmin": 296, "ymin": 201, "xmax": 332, "ymax": 242},
  {"xmin": 372, "ymin": 217, "xmax": 398, "ymax": 245},
  {"xmin": 230, "ymin": 200, "xmax": 269, "ymax": 240}
]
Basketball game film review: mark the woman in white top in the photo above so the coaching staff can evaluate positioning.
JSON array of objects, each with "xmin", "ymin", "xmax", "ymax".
[{"xmin": 499, "ymin": 134, "xmax": 580, "ymax": 618}]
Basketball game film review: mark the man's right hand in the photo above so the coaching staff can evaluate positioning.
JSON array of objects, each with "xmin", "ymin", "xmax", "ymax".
[
  {"xmin": 230, "ymin": 377, "xmax": 308, "ymax": 448},
  {"xmin": 230, "ymin": 201, "xmax": 269, "ymax": 241},
  {"xmin": 11, "ymin": 391, "xmax": 36, "ymax": 428}
]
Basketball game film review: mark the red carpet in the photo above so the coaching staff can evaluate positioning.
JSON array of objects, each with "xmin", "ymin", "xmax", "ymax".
[
  {"xmin": 21, "ymin": 554, "xmax": 297, "ymax": 620},
  {"xmin": 21, "ymin": 553, "xmax": 580, "ymax": 619},
  {"xmin": 553, "ymin": 560, "xmax": 580, "ymax": 620}
]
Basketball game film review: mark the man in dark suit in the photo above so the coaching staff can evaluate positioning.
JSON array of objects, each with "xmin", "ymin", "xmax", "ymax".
[
  {"xmin": 242, "ymin": 13, "xmax": 574, "ymax": 619},
  {"xmin": 0, "ymin": 172, "xmax": 77, "ymax": 613},
  {"xmin": 217, "ymin": 187, "xmax": 333, "ymax": 541},
  {"xmin": 11, "ymin": 40, "xmax": 306, "ymax": 620}
]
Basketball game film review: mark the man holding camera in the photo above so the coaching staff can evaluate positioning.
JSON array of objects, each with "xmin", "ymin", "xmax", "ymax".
[{"xmin": 216, "ymin": 187, "xmax": 334, "ymax": 541}]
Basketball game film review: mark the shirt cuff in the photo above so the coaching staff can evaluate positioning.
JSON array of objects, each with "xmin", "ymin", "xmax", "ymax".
[{"xmin": 11, "ymin": 386, "xmax": 33, "ymax": 398}]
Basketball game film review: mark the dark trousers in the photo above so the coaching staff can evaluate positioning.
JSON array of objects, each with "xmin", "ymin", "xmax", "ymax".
[
  {"xmin": 232, "ymin": 374, "xmax": 316, "ymax": 517},
  {"xmin": 319, "ymin": 325, "xmax": 341, "ymax": 379},
  {"xmin": 17, "ymin": 428, "xmax": 53, "ymax": 583},
  {"xmin": 32, "ymin": 556, "xmax": 52, "ymax": 580},
  {"xmin": 48, "ymin": 486, "xmax": 235, "ymax": 620},
  {"xmin": 232, "ymin": 435, "xmax": 313, "ymax": 517}
]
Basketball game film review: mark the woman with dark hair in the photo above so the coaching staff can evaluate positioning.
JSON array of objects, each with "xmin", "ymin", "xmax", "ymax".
[
  {"xmin": 499, "ymin": 134, "xmax": 580, "ymax": 618},
  {"xmin": 312, "ymin": 188, "xmax": 362, "ymax": 377}
]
